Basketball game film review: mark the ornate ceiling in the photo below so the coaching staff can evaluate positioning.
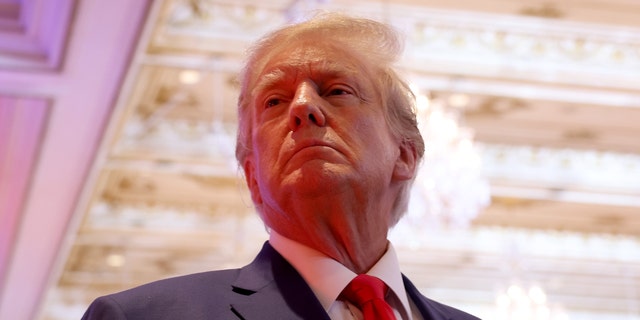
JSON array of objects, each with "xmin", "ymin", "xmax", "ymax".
[{"xmin": 1, "ymin": 0, "xmax": 639, "ymax": 319}]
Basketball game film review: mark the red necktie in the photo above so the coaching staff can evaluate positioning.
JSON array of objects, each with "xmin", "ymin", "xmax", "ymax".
[{"xmin": 340, "ymin": 274, "xmax": 397, "ymax": 320}]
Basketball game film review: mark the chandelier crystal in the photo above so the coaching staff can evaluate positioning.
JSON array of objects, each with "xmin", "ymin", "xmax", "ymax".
[
  {"xmin": 496, "ymin": 283, "xmax": 570, "ymax": 320},
  {"xmin": 404, "ymin": 89, "xmax": 491, "ymax": 229}
]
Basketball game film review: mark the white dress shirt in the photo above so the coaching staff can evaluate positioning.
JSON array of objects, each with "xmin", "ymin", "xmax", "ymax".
[{"xmin": 269, "ymin": 231, "xmax": 423, "ymax": 320}]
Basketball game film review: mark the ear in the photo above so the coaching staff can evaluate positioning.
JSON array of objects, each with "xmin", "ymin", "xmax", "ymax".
[
  {"xmin": 242, "ymin": 158, "xmax": 263, "ymax": 206},
  {"xmin": 392, "ymin": 139, "xmax": 418, "ymax": 181}
]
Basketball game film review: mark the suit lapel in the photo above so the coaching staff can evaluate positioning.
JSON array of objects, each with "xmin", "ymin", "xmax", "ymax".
[
  {"xmin": 403, "ymin": 275, "xmax": 452, "ymax": 320},
  {"xmin": 229, "ymin": 242, "xmax": 330, "ymax": 320}
]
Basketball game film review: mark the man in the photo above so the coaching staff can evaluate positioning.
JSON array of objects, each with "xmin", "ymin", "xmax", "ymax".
[{"xmin": 82, "ymin": 13, "xmax": 480, "ymax": 320}]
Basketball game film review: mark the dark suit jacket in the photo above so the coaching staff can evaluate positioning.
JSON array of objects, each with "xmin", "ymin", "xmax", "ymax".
[{"xmin": 82, "ymin": 242, "xmax": 480, "ymax": 320}]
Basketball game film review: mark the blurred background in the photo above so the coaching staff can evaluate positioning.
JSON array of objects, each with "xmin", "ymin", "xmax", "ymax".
[{"xmin": 1, "ymin": 0, "xmax": 639, "ymax": 319}]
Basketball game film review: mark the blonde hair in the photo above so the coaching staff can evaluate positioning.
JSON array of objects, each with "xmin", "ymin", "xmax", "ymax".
[{"xmin": 235, "ymin": 13, "xmax": 425, "ymax": 223}]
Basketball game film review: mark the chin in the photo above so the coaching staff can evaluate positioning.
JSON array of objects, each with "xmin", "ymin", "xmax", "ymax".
[{"xmin": 283, "ymin": 165, "xmax": 352, "ymax": 195}]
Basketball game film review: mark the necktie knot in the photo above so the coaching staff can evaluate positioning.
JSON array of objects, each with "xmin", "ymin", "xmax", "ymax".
[
  {"xmin": 340, "ymin": 274, "xmax": 387, "ymax": 306},
  {"xmin": 340, "ymin": 274, "xmax": 396, "ymax": 320}
]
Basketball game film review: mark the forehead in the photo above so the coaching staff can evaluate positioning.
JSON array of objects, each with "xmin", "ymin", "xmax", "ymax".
[{"xmin": 251, "ymin": 41, "xmax": 367, "ymax": 91}]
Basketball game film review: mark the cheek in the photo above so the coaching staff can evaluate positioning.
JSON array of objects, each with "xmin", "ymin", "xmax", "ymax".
[
  {"xmin": 253, "ymin": 121, "xmax": 275, "ymax": 152},
  {"xmin": 253, "ymin": 132, "xmax": 285, "ymax": 183},
  {"xmin": 351, "ymin": 117, "xmax": 391, "ymax": 146},
  {"xmin": 254, "ymin": 118, "xmax": 292, "ymax": 155}
]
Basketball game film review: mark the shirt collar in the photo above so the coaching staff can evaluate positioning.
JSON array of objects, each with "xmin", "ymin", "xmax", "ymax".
[{"xmin": 268, "ymin": 231, "xmax": 412, "ymax": 318}]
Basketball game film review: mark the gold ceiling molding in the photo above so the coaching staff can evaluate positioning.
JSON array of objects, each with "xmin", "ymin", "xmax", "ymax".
[
  {"xmin": 98, "ymin": 168, "xmax": 249, "ymax": 211},
  {"xmin": 480, "ymin": 144, "xmax": 640, "ymax": 199},
  {"xmin": 519, "ymin": 2, "xmax": 564, "ymax": 18},
  {"xmin": 151, "ymin": 0, "xmax": 640, "ymax": 87},
  {"xmin": 148, "ymin": 0, "xmax": 286, "ymax": 55},
  {"xmin": 478, "ymin": 189, "xmax": 640, "ymax": 235},
  {"xmin": 408, "ymin": 25, "xmax": 640, "ymax": 67},
  {"xmin": 86, "ymin": 200, "xmax": 253, "ymax": 232},
  {"xmin": 401, "ymin": 15, "xmax": 640, "ymax": 91}
]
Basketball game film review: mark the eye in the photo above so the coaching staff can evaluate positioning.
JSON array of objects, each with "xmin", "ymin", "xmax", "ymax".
[
  {"xmin": 328, "ymin": 89, "xmax": 349, "ymax": 96},
  {"xmin": 263, "ymin": 93, "xmax": 289, "ymax": 108},
  {"xmin": 265, "ymin": 97, "xmax": 282, "ymax": 108},
  {"xmin": 325, "ymin": 85, "xmax": 353, "ymax": 97}
]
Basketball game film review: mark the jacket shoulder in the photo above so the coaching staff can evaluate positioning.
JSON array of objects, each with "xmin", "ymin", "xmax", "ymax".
[
  {"xmin": 421, "ymin": 297, "xmax": 481, "ymax": 320},
  {"xmin": 82, "ymin": 269, "xmax": 241, "ymax": 320},
  {"xmin": 403, "ymin": 274, "xmax": 481, "ymax": 320}
]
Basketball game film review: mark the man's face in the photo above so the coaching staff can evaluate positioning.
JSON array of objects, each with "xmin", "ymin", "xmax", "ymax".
[{"xmin": 242, "ymin": 39, "xmax": 412, "ymax": 240}]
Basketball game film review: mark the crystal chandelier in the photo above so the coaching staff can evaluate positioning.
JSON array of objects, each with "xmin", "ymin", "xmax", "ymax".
[
  {"xmin": 496, "ymin": 283, "xmax": 570, "ymax": 320},
  {"xmin": 404, "ymin": 89, "xmax": 491, "ymax": 229}
]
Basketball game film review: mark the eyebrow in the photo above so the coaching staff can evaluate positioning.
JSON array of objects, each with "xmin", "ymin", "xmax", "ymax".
[
  {"xmin": 251, "ymin": 61, "xmax": 360, "ymax": 97},
  {"xmin": 252, "ymin": 68, "xmax": 289, "ymax": 96}
]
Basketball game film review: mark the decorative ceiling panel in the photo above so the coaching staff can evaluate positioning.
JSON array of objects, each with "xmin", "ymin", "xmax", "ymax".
[
  {"xmin": 147, "ymin": 0, "xmax": 288, "ymax": 56},
  {"xmin": 0, "ymin": 0, "xmax": 76, "ymax": 71},
  {"xmin": 110, "ymin": 63, "xmax": 240, "ymax": 166}
]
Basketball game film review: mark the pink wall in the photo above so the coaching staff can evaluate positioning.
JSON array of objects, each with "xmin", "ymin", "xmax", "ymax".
[
  {"xmin": 0, "ymin": 97, "xmax": 48, "ymax": 288},
  {"xmin": 0, "ymin": 0, "xmax": 152, "ymax": 318}
]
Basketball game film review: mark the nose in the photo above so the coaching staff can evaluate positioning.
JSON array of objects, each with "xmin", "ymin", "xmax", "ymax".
[{"xmin": 288, "ymin": 82, "xmax": 326, "ymax": 131}]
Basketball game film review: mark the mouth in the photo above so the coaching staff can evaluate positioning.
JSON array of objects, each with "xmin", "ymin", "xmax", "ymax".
[
  {"xmin": 293, "ymin": 140, "xmax": 334, "ymax": 155},
  {"xmin": 286, "ymin": 139, "xmax": 344, "ymax": 165}
]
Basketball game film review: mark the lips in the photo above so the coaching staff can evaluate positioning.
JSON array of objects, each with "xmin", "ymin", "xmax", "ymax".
[
  {"xmin": 292, "ymin": 140, "xmax": 334, "ymax": 156},
  {"xmin": 286, "ymin": 139, "xmax": 344, "ymax": 165},
  {"xmin": 296, "ymin": 139, "xmax": 331, "ymax": 151}
]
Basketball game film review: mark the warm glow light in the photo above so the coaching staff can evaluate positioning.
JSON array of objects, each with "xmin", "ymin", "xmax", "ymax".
[
  {"xmin": 179, "ymin": 69, "xmax": 201, "ymax": 85},
  {"xmin": 496, "ymin": 293, "xmax": 511, "ymax": 308},
  {"xmin": 529, "ymin": 285, "xmax": 547, "ymax": 305},
  {"xmin": 416, "ymin": 93, "xmax": 431, "ymax": 113},
  {"xmin": 496, "ymin": 283, "xmax": 569, "ymax": 320},
  {"xmin": 106, "ymin": 253, "xmax": 125, "ymax": 268},
  {"xmin": 447, "ymin": 93, "xmax": 470, "ymax": 108},
  {"xmin": 508, "ymin": 284, "xmax": 525, "ymax": 299}
]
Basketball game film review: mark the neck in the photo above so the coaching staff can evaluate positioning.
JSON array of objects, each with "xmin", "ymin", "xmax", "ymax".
[{"xmin": 266, "ymin": 186, "xmax": 395, "ymax": 274}]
